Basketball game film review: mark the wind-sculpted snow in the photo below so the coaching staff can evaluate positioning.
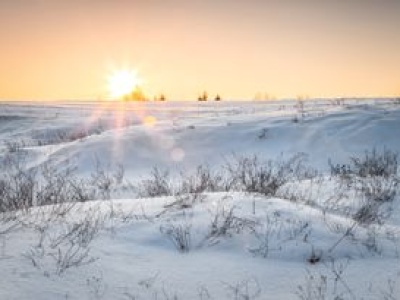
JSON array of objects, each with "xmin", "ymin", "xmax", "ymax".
[
  {"xmin": 0, "ymin": 98, "xmax": 400, "ymax": 299},
  {"xmin": 1, "ymin": 99, "xmax": 400, "ymax": 176}
]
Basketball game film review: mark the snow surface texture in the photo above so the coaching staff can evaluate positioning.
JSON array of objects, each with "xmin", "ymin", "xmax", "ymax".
[{"xmin": 0, "ymin": 98, "xmax": 400, "ymax": 299}]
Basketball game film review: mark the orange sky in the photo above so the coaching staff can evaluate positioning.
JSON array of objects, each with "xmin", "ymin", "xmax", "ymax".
[{"xmin": 1, "ymin": 0, "xmax": 400, "ymax": 101}]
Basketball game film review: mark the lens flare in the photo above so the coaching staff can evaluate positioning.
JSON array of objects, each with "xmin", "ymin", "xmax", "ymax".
[
  {"xmin": 143, "ymin": 115, "xmax": 157, "ymax": 127},
  {"xmin": 107, "ymin": 69, "xmax": 142, "ymax": 99}
]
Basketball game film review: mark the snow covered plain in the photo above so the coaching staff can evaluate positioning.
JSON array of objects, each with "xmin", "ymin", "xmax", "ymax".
[{"xmin": 1, "ymin": 98, "xmax": 400, "ymax": 299}]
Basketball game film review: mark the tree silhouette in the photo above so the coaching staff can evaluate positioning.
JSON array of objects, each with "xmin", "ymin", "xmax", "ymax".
[
  {"xmin": 198, "ymin": 91, "xmax": 208, "ymax": 101},
  {"xmin": 124, "ymin": 87, "xmax": 147, "ymax": 101}
]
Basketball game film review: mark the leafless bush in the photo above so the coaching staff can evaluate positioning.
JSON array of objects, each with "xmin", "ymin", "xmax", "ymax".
[
  {"xmin": 358, "ymin": 176, "xmax": 398, "ymax": 203},
  {"xmin": 352, "ymin": 148, "xmax": 398, "ymax": 178},
  {"xmin": 227, "ymin": 155, "xmax": 279, "ymax": 195},
  {"xmin": 137, "ymin": 164, "xmax": 231, "ymax": 200},
  {"xmin": 91, "ymin": 160, "xmax": 124, "ymax": 200},
  {"xmin": 330, "ymin": 148, "xmax": 398, "ymax": 178},
  {"xmin": 160, "ymin": 221, "xmax": 192, "ymax": 253},
  {"xmin": 250, "ymin": 214, "xmax": 310, "ymax": 258},
  {"xmin": 208, "ymin": 205, "xmax": 236, "ymax": 239},
  {"xmin": 205, "ymin": 204, "xmax": 256, "ymax": 245},
  {"xmin": 0, "ymin": 157, "xmax": 104, "ymax": 217},
  {"xmin": 36, "ymin": 164, "xmax": 94, "ymax": 205},
  {"xmin": 67, "ymin": 178, "xmax": 96, "ymax": 203},
  {"xmin": 48, "ymin": 213, "xmax": 103, "ymax": 249},
  {"xmin": 0, "ymin": 157, "xmax": 36, "ymax": 212},
  {"xmin": 179, "ymin": 165, "xmax": 225, "ymax": 195},
  {"xmin": 24, "ymin": 206, "xmax": 103, "ymax": 275},
  {"xmin": 136, "ymin": 154, "xmax": 315, "ymax": 200},
  {"xmin": 352, "ymin": 201, "xmax": 387, "ymax": 226},
  {"xmin": 351, "ymin": 176, "xmax": 398, "ymax": 226},
  {"xmin": 50, "ymin": 242, "xmax": 97, "ymax": 275},
  {"xmin": 137, "ymin": 167, "xmax": 173, "ymax": 198},
  {"xmin": 328, "ymin": 161, "xmax": 352, "ymax": 180},
  {"xmin": 225, "ymin": 153, "xmax": 314, "ymax": 196},
  {"xmin": 296, "ymin": 259, "xmax": 355, "ymax": 300},
  {"xmin": 164, "ymin": 165, "xmax": 230, "ymax": 209},
  {"xmin": 327, "ymin": 149, "xmax": 399, "ymax": 227}
]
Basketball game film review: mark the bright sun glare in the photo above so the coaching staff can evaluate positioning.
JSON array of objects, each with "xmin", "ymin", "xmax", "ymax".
[{"xmin": 107, "ymin": 69, "xmax": 141, "ymax": 99}]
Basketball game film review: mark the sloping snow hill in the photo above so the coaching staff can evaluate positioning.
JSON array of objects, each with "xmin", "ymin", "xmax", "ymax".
[{"xmin": 1, "ymin": 99, "xmax": 400, "ymax": 299}]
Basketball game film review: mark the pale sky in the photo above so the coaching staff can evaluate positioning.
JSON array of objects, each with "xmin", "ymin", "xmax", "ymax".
[{"xmin": 1, "ymin": 0, "xmax": 400, "ymax": 100}]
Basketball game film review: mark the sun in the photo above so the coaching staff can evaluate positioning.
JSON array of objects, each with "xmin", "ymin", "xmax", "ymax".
[{"xmin": 107, "ymin": 69, "xmax": 142, "ymax": 99}]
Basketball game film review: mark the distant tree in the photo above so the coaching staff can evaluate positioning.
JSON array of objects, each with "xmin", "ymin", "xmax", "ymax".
[
  {"xmin": 198, "ymin": 91, "xmax": 208, "ymax": 101},
  {"xmin": 124, "ymin": 87, "xmax": 147, "ymax": 101}
]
